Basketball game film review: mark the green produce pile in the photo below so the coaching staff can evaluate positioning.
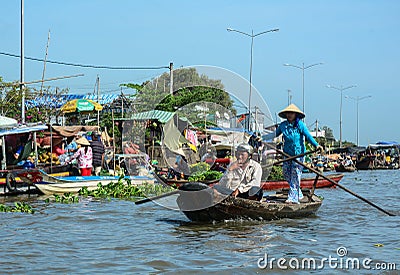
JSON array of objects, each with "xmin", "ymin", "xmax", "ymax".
[
  {"xmin": 188, "ymin": 170, "xmax": 223, "ymax": 182},
  {"xmin": 189, "ymin": 162, "xmax": 210, "ymax": 174},
  {"xmin": 267, "ymin": 165, "xmax": 284, "ymax": 181}
]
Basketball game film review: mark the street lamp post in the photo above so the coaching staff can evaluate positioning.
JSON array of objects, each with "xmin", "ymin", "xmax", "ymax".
[
  {"xmin": 227, "ymin": 27, "xmax": 279, "ymax": 131},
  {"xmin": 287, "ymin": 89, "xmax": 292, "ymax": 105},
  {"xmin": 326, "ymin": 84, "xmax": 357, "ymax": 148},
  {"xmin": 345, "ymin": 95, "xmax": 371, "ymax": 146},
  {"xmin": 283, "ymin": 62, "xmax": 323, "ymax": 114}
]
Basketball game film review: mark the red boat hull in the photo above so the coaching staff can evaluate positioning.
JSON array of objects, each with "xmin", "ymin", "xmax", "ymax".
[{"xmin": 261, "ymin": 173, "xmax": 344, "ymax": 190}]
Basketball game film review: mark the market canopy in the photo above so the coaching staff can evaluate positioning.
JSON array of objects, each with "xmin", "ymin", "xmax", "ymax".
[
  {"xmin": 51, "ymin": 125, "xmax": 100, "ymax": 137},
  {"xmin": 60, "ymin": 99, "xmax": 103, "ymax": 114},
  {"xmin": 0, "ymin": 124, "xmax": 48, "ymax": 137},
  {"xmin": 368, "ymin": 141, "xmax": 400, "ymax": 148},
  {"xmin": 83, "ymin": 94, "xmax": 119, "ymax": 105},
  {"xmin": 129, "ymin": 110, "xmax": 175, "ymax": 123},
  {"xmin": 0, "ymin": 116, "xmax": 18, "ymax": 129}
]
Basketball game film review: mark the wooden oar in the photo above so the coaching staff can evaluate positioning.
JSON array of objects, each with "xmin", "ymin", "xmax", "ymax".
[
  {"xmin": 135, "ymin": 190, "xmax": 180, "ymax": 205},
  {"xmin": 267, "ymin": 145, "xmax": 396, "ymax": 216},
  {"xmin": 271, "ymin": 149, "xmax": 318, "ymax": 166}
]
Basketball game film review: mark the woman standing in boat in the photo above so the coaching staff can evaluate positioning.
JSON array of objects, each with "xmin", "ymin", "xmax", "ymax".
[
  {"xmin": 275, "ymin": 104, "xmax": 323, "ymax": 204},
  {"xmin": 67, "ymin": 137, "xmax": 93, "ymax": 176}
]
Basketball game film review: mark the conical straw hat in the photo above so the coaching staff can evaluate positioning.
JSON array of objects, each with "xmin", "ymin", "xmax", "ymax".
[
  {"xmin": 278, "ymin": 104, "xmax": 305, "ymax": 119},
  {"xmin": 75, "ymin": 137, "xmax": 90, "ymax": 146}
]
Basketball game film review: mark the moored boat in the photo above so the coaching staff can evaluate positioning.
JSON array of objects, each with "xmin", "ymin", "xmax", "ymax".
[
  {"xmin": 334, "ymin": 164, "xmax": 356, "ymax": 173},
  {"xmin": 16, "ymin": 169, "xmax": 154, "ymax": 195},
  {"xmin": 155, "ymin": 170, "xmax": 343, "ymax": 191},
  {"xmin": 176, "ymin": 182, "xmax": 323, "ymax": 222},
  {"xmin": 261, "ymin": 173, "xmax": 344, "ymax": 190}
]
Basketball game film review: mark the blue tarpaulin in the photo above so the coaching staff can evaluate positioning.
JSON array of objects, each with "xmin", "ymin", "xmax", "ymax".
[
  {"xmin": 26, "ymin": 94, "xmax": 85, "ymax": 109},
  {"xmin": 26, "ymin": 94, "xmax": 119, "ymax": 109},
  {"xmin": 369, "ymin": 141, "xmax": 400, "ymax": 148},
  {"xmin": 375, "ymin": 141, "xmax": 400, "ymax": 145}
]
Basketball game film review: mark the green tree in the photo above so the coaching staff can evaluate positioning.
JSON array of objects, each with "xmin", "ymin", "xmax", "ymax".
[
  {"xmin": 120, "ymin": 68, "xmax": 234, "ymax": 114},
  {"xmin": 0, "ymin": 77, "xmax": 68, "ymax": 123}
]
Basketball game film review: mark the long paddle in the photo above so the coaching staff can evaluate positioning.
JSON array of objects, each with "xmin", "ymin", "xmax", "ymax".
[
  {"xmin": 266, "ymin": 144, "xmax": 395, "ymax": 216},
  {"xmin": 271, "ymin": 149, "xmax": 317, "ymax": 166},
  {"xmin": 135, "ymin": 190, "xmax": 180, "ymax": 205}
]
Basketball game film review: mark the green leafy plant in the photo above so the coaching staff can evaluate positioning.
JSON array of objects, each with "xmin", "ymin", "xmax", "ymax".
[
  {"xmin": 52, "ymin": 193, "xmax": 80, "ymax": 203},
  {"xmin": 188, "ymin": 170, "xmax": 223, "ymax": 182},
  {"xmin": 77, "ymin": 178, "xmax": 173, "ymax": 200},
  {"xmin": 189, "ymin": 162, "xmax": 210, "ymax": 174},
  {"xmin": 267, "ymin": 165, "xmax": 284, "ymax": 181},
  {"xmin": 0, "ymin": 202, "xmax": 35, "ymax": 214}
]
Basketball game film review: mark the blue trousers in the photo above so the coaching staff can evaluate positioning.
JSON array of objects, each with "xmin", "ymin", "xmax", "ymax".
[{"xmin": 282, "ymin": 158, "xmax": 304, "ymax": 203}]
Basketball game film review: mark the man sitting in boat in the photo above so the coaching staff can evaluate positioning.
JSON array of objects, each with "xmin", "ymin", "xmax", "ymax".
[{"xmin": 217, "ymin": 143, "xmax": 263, "ymax": 201}]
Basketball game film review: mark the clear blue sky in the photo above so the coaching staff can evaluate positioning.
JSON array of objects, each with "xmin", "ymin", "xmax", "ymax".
[{"xmin": 1, "ymin": 0, "xmax": 399, "ymax": 146}]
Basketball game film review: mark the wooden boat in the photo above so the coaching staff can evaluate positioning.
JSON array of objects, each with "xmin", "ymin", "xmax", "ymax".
[
  {"xmin": 334, "ymin": 164, "xmax": 356, "ymax": 173},
  {"xmin": 160, "ymin": 177, "xmax": 220, "ymax": 188},
  {"xmin": 156, "ymin": 172, "xmax": 343, "ymax": 191},
  {"xmin": 176, "ymin": 182, "xmax": 323, "ymax": 222},
  {"xmin": 16, "ymin": 169, "xmax": 154, "ymax": 195},
  {"xmin": 261, "ymin": 173, "xmax": 344, "ymax": 190}
]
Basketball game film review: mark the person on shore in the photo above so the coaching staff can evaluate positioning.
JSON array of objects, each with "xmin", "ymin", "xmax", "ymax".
[
  {"xmin": 65, "ymin": 136, "xmax": 78, "ymax": 156},
  {"xmin": 218, "ymin": 143, "xmax": 263, "ymax": 201},
  {"xmin": 275, "ymin": 104, "xmax": 323, "ymax": 204},
  {"xmin": 13, "ymin": 136, "xmax": 27, "ymax": 161},
  {"xmin": 90, "ymin": 132, "xmax": 105, "ymax": 176},
  {"xmin": 172, "ymin": 153, "xmax": 190, "ymax": 180},
  {"xmin": 52, "ymin": 138, "xmax": 66, "ymax": 156},
  {"xmin": 68, "ymin": 137, "xmax": 93, "ymax": 176}
]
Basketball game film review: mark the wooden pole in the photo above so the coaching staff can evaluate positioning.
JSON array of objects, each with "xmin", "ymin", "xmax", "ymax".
[
  {"xmin": 18, "ymin": 74, "xmax": 84, "ymax": 85},
  {"xmin": 1, "ymin": 136, "xmax": 6, "ymax": 170},
  {"xmin": 40, "ymin": 29, "xmax": 50, "ymax": 95},
  {"xmin": 20, "ymin": 0, "xmax": 25, "ymax": 124},
  {"xmin": 97, "ymin": 76, "xmax": 100, "ymax": 127},
  {"xmin": 135, "ymin": 190, "xmax": 179, "ymax": 205},
  {"xmin": 33, "ymin": 132, "xmax": 38, "ymax": 167},
  {"xmin": 266, "ymin": 144, "xmax": 396, "ymax": 216},
  {"xmin": 112, "ymin": 110, "xmax": 116, "ymax": 175}
]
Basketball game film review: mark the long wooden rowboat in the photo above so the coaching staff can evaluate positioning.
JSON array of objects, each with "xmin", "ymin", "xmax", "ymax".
[
  {"xmin": 16, "ymin": 169, "xmax": 154, "ymax": 195},
  {"xmin": 261, "ymin": 173, "xmax": 344, "ymax": 190},
  {"xmin": 155, "ymin": 172, "xmax": 343, "ymax": 191},
  {"xmin": 334, "ymin": 164, "xmax": 356, "ymax": 173},
  {"xmin": 176, "ymin": 182, "xmax": 323, "ymax": 222}
]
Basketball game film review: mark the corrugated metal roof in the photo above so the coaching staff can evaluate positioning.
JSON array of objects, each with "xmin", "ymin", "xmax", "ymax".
[
  {"xmin": 130, "ymin": 110, "xmax": 174, "ymax": 123},
  {"xmin": 83, "ymin": 94, "xmax": 119, "ymax": 105},
  {"xmin": 0, "ymin": 124, "xmax": 48, "ymax": 137}
]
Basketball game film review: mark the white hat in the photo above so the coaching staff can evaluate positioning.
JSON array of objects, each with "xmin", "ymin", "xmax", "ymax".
[
  {"xmin": 75, "ymin": 137, "xmax": 90, "ymax": 146},
  {"xmin": 278, "ymin": 104, "xmax": 305, "ymax": 119}
]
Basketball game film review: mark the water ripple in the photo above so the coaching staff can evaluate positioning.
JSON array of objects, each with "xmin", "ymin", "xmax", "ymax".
[{"xmin": 0, "ymin": 170, "xmax": 399, "ymax": 273}]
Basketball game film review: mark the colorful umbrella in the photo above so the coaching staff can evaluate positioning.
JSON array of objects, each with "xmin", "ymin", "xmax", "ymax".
[{"xmin": 60, "ymin": 99, "xmax": 103, "ymax": 114}]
